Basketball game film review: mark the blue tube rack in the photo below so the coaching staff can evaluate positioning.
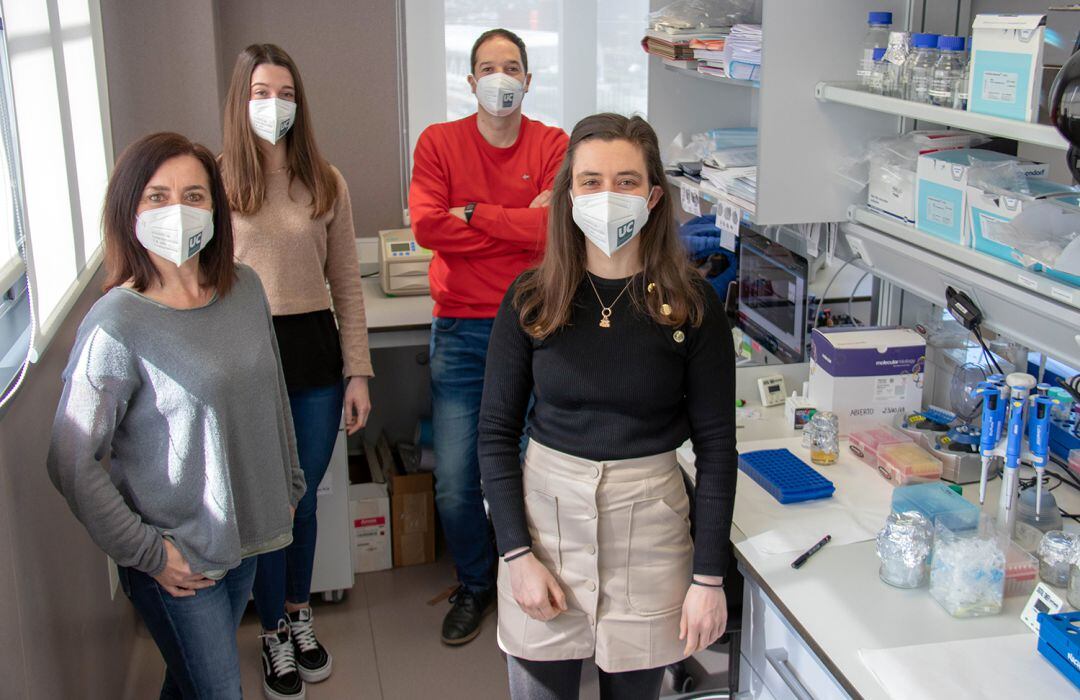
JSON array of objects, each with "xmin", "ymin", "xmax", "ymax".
[
  {"xmin": 739, "ymin": 449, "xmax": 835, "ymax": 504},
  {"xmin": 1037, "ymin": 611, "xmax": 1080, "ymax": 691}
]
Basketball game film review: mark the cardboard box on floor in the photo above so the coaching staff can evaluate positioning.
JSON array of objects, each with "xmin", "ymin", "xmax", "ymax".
[{"xmin": 375, "ymin": 432, "xmax": 436, "ymax": 567}]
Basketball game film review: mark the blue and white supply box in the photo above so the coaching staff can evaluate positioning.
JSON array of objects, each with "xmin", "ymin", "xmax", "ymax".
[
  {"xmin": 967, "ymin": 177, "xmax": 1077, "ymax": 261},
  {"xmin": 916, "ymin": 149, "xmax": 1045, "ymax": 244},
  {"xmin": 967, "ymin": 14, "xmax": 1046, "ymax": 122},
  {"xmin": 809, "ymin": 327, "xmax": 926, "ymax": 435}
]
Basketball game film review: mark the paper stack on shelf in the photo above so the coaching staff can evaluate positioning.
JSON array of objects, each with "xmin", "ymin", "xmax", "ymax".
[
  {"xmin": 690, "ymin": 35, "xmax": 730, "ymax": 77},
  {"xmin": 644, "ymin": 30, "xmax": 729, "ymax": 71},
  {"xmin": 723, "ymin": 24, "xmax": 762, "ymax": 81},
  {"xmin": 687, "ymin": 130, "xmax": 759, "ymax": 213}
]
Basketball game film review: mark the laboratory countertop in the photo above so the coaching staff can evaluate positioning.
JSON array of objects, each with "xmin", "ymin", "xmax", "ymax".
[
  {"xmin": 677, "ymin": 418, "xmax": 1080, "ymax": 700},
  {"xmin": 361, "ymin": 277, "xmax": 434, "ymax": 332}
]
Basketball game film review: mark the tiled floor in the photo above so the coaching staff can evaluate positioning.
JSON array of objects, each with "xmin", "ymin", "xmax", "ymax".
[{"xmin": 128, "ymin": 552, "xmax": 731, "ymax": 699}]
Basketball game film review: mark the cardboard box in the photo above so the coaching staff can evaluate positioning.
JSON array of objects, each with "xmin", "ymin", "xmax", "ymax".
[
  {"xmin": 967, "ymin": 14, "xmax": 1046, "ymax": 122},
  {"xmin": 915, "ymin": 149, "xmax": 1046, "ymax": 244},
  {"xmin": 349, "ymin": 483, "xmax": 392, "ymax": 573},
  {"xmin": 376, "ymin": 432, "xmax": 436, "ymax": 567},
  {"xmin": 967, "ymin": 177, "xmax": 1078, "ymax": 262},
  {"xmin": 808, "ymin": 327, "xmax": 926, "ymax": 435}
]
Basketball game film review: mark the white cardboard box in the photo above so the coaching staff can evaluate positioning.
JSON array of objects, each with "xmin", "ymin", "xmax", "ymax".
[
  {"xmin": 915, "ymin": 149, "xmax": 1046, "ymax": 245},
  {"xmin": 349, "ymin": 483, "xmax": 392, "ymax": 573},
  {"xmin": 967, "ymin": 14, "xmax": 1046, "ymax": 122},
  {"xmin": 808, "ymin": 327, "xmax": 926, "ymax": 435}
]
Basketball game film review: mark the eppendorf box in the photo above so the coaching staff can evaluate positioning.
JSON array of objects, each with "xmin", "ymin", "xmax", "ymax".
[{"xmin": 809, "ymin": 327, "xmax": 926, "ymax": 435}]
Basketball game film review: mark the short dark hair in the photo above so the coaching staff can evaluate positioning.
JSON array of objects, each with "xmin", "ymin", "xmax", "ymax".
[
  {"xmin": 103, "ymin": 132, "xmax": 236, "ymax": 295},
  {"xmin": 470, "ymin": 28, "xmax": 528, "ymax": 75}
]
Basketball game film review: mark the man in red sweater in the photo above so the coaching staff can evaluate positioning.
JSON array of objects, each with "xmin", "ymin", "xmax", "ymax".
[{"xmin": 409, "ymin": 28, "xmax": 568, "ymax": 646}]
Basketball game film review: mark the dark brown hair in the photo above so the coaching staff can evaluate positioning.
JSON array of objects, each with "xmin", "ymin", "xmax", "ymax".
[
  {"xmin": 221, "ymin": 43, "xmax": 338, "ymax": 218},
  {"xmin": 515, "ymin": 113, "xmax": 703, "ymax": 338},
  {"xmin": 471, "ymin": 28, "xmax": 529, "ymax": 74},
  {"xmin": 102, "ymin": 132, "xmax": 235, "ymax": 294}
]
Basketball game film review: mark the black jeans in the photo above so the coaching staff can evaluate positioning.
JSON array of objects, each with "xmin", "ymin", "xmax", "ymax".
[{"xmin": 507, "ymin": 656, "xmax": 666, "ymax": 700}]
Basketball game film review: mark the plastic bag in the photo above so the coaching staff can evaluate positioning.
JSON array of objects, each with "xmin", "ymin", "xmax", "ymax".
[
  {"xmin": 967, "ymin": 160, "xmax": 1032, "ymax": 197},
  {"xmin": 983, "ymin": 199, "xmax": 1080, "ymax": 273},
  {"xmin": 836, "ymin": 131, "xmax": 990, "ymax": 194},
  {"xmin": 649, "ymin": 0, "xmax": 754, "ymax": 32}
]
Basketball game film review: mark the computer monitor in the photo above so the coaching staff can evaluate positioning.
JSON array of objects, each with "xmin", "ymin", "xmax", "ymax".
[{"xmin": 737, "ymin": 230, "xmax": 809, "ymax": 364}]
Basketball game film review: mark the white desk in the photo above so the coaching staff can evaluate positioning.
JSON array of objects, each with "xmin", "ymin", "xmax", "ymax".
[
  {"xmin": 362, "ymin": 277, "xmax": 434, "ymax": 349},
  {"xmin": 678, "ymin": 407, "xmax": 1080, "ymax": 699}
]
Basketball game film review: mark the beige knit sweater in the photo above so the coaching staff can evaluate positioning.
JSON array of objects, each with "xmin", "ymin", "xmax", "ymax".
[{"xmin": 232, "ymin": 165, "xmax": 373, "ymax": 378}]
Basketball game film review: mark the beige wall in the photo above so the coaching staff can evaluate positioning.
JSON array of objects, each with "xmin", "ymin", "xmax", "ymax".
[
  {"xmin": 0, "ymin": 270, "xmax": 135, "ymax": 700},
  {"xmin": 100, "ymin": 0, "xmax": 223, "ymax": 153},
  {"xmin": 215, "ymin": 0, "xmax": 404, "ymax": 236}
]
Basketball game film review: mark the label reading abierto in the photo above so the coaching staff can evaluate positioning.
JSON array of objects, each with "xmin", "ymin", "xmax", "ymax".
[
  {"xmin": 874, "ymin": 376, "xmax": 907, "ymax": 402},
  {"xmin": 982, "ymin": 71, "xmax": 1018, "ymax": 104},
  {"xmin": 926, "ymin": 197, "xmax": 955, "ymax": 227}
]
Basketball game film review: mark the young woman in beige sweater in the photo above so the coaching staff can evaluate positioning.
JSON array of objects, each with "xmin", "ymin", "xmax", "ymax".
[{"xmin": 221, "ymin": 43, "xmax": 373, "ymax": 700}]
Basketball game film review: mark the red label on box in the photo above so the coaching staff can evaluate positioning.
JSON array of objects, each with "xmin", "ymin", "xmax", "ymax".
[{"xmin": 354, "ymin": 517, "xmax": 386, "ymax": 527}]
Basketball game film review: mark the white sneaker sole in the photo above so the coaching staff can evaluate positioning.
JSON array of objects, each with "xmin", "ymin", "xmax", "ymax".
[
  {"xmin": 263, "ymin": 680, "xmax": 306, "ymax": 700},
  {"xmin": 298, "ymin": 652, "xmax": 333, "ymax": 683}
]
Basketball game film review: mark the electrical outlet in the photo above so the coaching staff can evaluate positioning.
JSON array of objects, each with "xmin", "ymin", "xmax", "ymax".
[{"xmin": 846, "ymin": 235, "xmax": 871, "ymax": 266}]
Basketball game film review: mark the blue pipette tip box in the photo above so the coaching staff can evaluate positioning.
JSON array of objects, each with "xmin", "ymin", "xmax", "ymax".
[
  {"xmin": 739, "ymin": 449, "xmax": 835, "ymax": 504},
  {"xmin": 1037, "ymin": 611, "xmax": 1080, "ymax": 690}
]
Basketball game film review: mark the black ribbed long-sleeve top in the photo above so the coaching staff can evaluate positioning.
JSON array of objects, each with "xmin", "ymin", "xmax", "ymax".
[{"xmin": 477, "ymin": 272, "xmax": 739, "ymax": 576}]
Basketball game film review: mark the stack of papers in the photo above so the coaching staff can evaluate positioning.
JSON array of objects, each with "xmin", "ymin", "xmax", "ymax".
[
  {"xmin": 642, "ymin": 29, "xmax": 696, "ymax": 63},
  {"xmin": 723, "ymin": 24, "xmax": 762, "ymax": 81},
  {"xmin": 694, "ymin": 131, "xmax": 759, "ymax": 213}
]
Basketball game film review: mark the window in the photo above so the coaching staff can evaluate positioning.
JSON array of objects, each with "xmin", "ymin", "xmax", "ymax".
[
  {"xmin": 406, "ymin": 0, "xmax": 649, "ymax": 183},
  {"xmin": 0, "ymin": 0, "xmax": 112, "ymax": 407}
]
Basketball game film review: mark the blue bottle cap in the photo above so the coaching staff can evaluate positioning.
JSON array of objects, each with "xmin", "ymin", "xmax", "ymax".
[
  {"xmin": 872, "ymin": 47, "xmax": 886, "ymax": 61},
  {"xmin": 937, "ymin": 35, "xmax": 965, "ymax": 52},
  {"xmin": 912, "ymin": 33, "xmax": 940, "ymax": 49},
  {"xmin": 869, "ymin": 12, "xmax": 893, "ymax": 25}
]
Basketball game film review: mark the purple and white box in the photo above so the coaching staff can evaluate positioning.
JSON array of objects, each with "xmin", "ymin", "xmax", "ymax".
[{"xmin": 809, "ymin": 327, "xmax": 926, "ymax": 435}]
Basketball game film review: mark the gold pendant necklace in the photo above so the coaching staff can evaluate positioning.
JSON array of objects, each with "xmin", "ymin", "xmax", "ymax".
[{"xmin": 586, "ymin": 274, "xmax": 634, "ymax": 329}]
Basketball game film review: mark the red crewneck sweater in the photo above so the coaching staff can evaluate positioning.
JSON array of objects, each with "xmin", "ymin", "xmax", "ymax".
[{"xmin": 409, "ymin": 114, "xmax": 568, "ymax": 318}]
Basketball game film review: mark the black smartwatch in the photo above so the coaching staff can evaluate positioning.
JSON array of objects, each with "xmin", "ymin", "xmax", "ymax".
[{"xmin": 464, "ymin": 202, "xmax": 476, "ymax": 223}]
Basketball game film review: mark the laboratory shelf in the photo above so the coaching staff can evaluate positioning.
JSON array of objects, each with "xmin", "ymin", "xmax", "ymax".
[
  {"xmin": 661, "ymin": 63, "xmax": 759, "ymax": 89},
  {"xmin": 666, "ymin": 173, "xmax": 756, "ymax": 224},
  {"xmin": 842, "ymin": 206, "xmax": 1080, "ymax": 368},
  {"xmin": 815, "ymin": 82, "xmax": 1068, "ymax": 151}
]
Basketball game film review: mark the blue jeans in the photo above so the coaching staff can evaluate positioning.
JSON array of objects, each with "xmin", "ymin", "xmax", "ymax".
[
  {"xmin": 119, "ymin": 557, "xmax": 257, "ymax": 700},
  {"xmin": 252, "ymin": 381, "xmax": 345, "ymax": 630},
  {"xmin": 430, "ymin": 316, "xmax": 497, "ymax": 592}
]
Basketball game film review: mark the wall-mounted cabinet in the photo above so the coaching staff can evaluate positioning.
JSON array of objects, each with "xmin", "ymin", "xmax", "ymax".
[{"xmin": 648, "ymin": 0, "xmax": 909, "ymax": 225}]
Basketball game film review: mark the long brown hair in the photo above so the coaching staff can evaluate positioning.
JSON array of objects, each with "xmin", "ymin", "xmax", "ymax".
[
  {"xmin": 102, "ymin": 132, "xmax": 236, "ymax": 295},
  {"xmin": 515, "ymin": 113, "xmax": 703, "ymax": 338},
  {"xmin": 221, "ymin": 44, "xmax": 338, "ymax": 218}
]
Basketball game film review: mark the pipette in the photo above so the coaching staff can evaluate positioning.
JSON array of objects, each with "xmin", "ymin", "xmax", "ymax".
[
  {"xmin": 1029, "ymin": 396, "xmax": 1054, "ymax": 519},
  {"xmin": 1002, "ymin": 396, "xmax": 1026, "ymax": 514},
  {"xmin": 976, "ymin": 382, "xmax": 1005, "ymax": 505}
]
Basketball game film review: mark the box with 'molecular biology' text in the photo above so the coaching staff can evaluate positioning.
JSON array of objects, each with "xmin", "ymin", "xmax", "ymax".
[{"xmin": 809, "ymin": 327, "xmax": 926, "ymax": 435}]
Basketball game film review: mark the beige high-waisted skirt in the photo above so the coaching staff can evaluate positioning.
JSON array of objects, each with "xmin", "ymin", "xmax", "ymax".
[{"xmin": 497, "ymin": 439, "xmax": 693, "ymax": 673}]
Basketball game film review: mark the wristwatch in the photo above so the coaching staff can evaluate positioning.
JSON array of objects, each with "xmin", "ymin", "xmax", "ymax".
[{"xmin": 464, "ymin": 202, "xmax": 476, "ymax": 223}]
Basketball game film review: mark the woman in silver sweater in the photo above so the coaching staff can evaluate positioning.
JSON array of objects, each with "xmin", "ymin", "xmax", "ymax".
[{"xmin": 47, "ymin": 132, "xmax": 303, "ymax": 700}]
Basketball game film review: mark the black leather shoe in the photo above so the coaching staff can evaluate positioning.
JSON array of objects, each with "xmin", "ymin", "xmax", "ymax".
[{"xmin": 440, "ymin": 586, "xmax": 495, "ymax": 646}]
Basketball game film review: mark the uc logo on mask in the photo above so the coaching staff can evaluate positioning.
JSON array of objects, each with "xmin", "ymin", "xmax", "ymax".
[
  {"xmin": 188, "ymin": 233, "xmax": 203, "ymax": 256},
  {"xmin": 501, "ymin": 92, "xmax": 515, "ymax": 108},
  {"xmin": 617, "ymin": 220, "xmax": 635, "ymax": 245}
]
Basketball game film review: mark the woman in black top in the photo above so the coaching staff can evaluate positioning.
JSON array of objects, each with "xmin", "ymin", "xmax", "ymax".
[{"xmin": 478, "ymin": 114, "xmax": 738, "ymax": 700}]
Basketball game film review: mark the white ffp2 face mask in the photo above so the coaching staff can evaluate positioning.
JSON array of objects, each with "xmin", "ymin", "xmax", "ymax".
[
  {"xmin": 571, "ymin": 191, "xmax": 650, "ymax": 258},
  {"xmin": 135, "ymin": 204, "xmax": 215, "ymax": 267},
  {"xmin": 248, "ymin": 97, "xmax": 297, "ymax": 144},
  {"xmin": 474, "ymin": 73, "xmax": 525, "ymax": 117}
]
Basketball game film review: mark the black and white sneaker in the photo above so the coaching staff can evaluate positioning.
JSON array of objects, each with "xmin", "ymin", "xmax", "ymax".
[
  {"xmin": 288, "ymin": 608, "xmax": 333, "ymax": 683},
  {"xmin": 260, "ymin": 621, "xmax": 305, "ymax": 700}
]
